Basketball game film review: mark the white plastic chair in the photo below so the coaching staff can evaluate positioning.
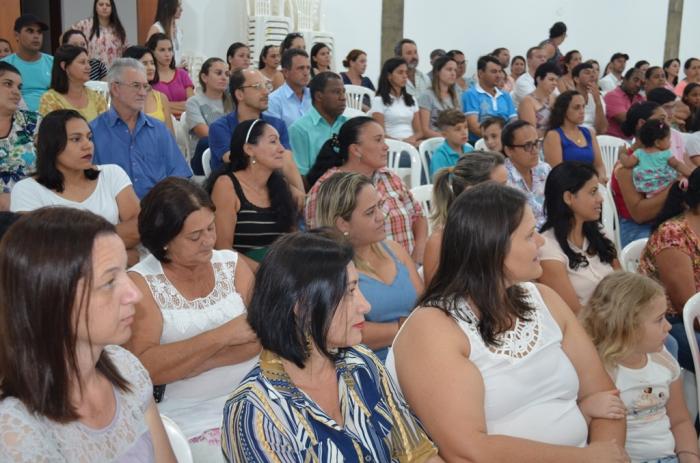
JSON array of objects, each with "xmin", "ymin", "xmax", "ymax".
[
  {"xmin": 474, "ymin": 138, "xmax": 486, "ymax": 150},
  {"xmin": 598, "ymin": 183, "xmax": 621, "ymax": 253},
  {"xmin": 344, "ymin": 84, "xmax": 374, "ymax": 112},
  {"xmin": 160, "ymin": 415, "xmax": 193, "ymax": 463},
  {"xmin": 385, "ymin": 139, "xmax": 422, "ymax": 189},
  {"xmin": 410, "ymin": 184, "xmax": 433, "ymax": 234},
  {"xmin": 174, "ymin": 112, "xmax": 190, "ymax": 160},
  {"xmin": 342, "ymin": 107, "xmax": 366, "ymax": 119},
  {"xmin": 417, "ymin": 137, "xmax": 444, "ymax": 185},
  {"xmin": 683, "ymin": 293, "xmax": 700, "ymax": 426},
  {"xmin": 85, "ymin": 80, "xmax": 110, "ymax": 105},
  {"xmin": 596, "ymin": 135, "xmax": 628, "ymax": 182},
  {"xmin": 201, "ymin": 148, "xmax": 212, "ymax": 177},
  {"xmin": 620, "ymin": 238, "xmax": 647, "ymax": 272}
]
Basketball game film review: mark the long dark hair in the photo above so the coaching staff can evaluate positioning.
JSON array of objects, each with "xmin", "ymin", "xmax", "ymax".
[
  {"xmin": 548, "ymin": 90, "xmax": 581, "ymax": 130},
  {"xmin": 0, "ymin": 208, "xmax": 130, "ymax": 422},
  {"xmin": 376, "ymin": 58, "xmax": 414, "ymax": 107},
  {"xmin": 35, "ymin": 110, "xmax": 100, "ymax": 192},
  {"xmin": 146, "ymin": 33, "xmax": 175, "ymax": 70},
  {"xmin": 653, "ymin": 167, "xmax": 700, "ymax": 231},
  {"xmin": 258, "ymin": 44, "xmax": 276, "ymax": 70},
  {"xmin": 205, "ymin": 119, "xmax": 297, "ymax": 232},
  {"xmin": 153, "ymin": 0, "xmax": 179, "ymax": 38},
  {"xmin": 90, "ymin": 0, "xmax": 126, "ymax": 45},
  {"xmin": 419, "ymin": 182, "xmax": 536, "ymax": 347},
  {"xmin": 50, "ymin": 45, "xmax": 88, "ymax": 94},
  {"xmin": 540, "ymin": 162, "xmax": 616, "ymax": 270},
  {"xmin": 620, "ymin": 101, "xmax": 660, "ymax": 138},
  {"xmin": 310, "ymin": 42, "xmax": 329, "ymax": 74},
  {"xmin": 122, "ymin": 45, "xmax": 159, "ymax": 84},
  {"xmin": 306, "ymin": 116, "xmax": 376, "ymax": 188},
  {"xmin": 663, "ymin": 58, "xmax": 680, "ymax": 86}
]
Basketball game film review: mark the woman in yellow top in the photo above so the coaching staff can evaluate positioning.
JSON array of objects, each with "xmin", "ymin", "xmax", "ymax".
[
  {"xmin": 122, "ymin": 46, "xmax": 174, "ymax": 134},
  {"xmin": 38, "ymin": 45, "xmax": 107, "ymax": 122}
]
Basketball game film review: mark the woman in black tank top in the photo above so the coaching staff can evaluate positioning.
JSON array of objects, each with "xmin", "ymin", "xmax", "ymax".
[{"xmin": 207, "ymin": 119, "xmax": 298, "ymax": 265}]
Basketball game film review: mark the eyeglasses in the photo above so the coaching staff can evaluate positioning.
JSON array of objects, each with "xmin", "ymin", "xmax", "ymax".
[
  {"xmin": 116, "ymin": 82, "xmax": 151, "ymax": 92},
  {"xmin": 240, "ymin": 81, "xmax": 273, "ymax": 92},
  {"xmin": 509, "ymin": 139, "xmax": 543, "ymax": 152}
]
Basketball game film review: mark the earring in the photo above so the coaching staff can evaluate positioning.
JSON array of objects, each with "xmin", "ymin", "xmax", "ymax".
[
  {"xmin": 343, "ymin": 231, "xmax": 349, "ymax": 236},
  {"xmin": 251, "ymin": 157, "xmax": 256, "ymax": 165}
]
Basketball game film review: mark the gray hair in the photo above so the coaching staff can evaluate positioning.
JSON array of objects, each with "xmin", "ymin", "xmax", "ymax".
[{"xmin": 106, "ymin": 58, "xmax": 146, "ymax": 85}]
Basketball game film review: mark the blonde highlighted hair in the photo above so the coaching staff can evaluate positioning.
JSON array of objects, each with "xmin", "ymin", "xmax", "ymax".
[
  {"xmin": 579, "ymin": 271, "xmax": 666, "ymax": 368},
  {"xmin": 314, "ymin": 172, "xmax": 387, "ymax": 275}
]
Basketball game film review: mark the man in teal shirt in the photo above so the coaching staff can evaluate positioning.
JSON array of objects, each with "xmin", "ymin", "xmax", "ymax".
[
  {"xmin": 289, "ymin": 72, "xmax": 347, "ymax": 177},
  {"xmin": 0, "ymin": 15, "xmax": 52, "ymax": 112}
]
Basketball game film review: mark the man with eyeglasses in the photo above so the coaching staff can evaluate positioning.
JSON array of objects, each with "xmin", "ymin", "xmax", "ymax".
[
  {"xmin": 502, "ymin": 120, "xmax": 551, "ymax": 228},
  {"xmin": 90, "ymin": 58, "xmax": 191, "ymax": 199}
]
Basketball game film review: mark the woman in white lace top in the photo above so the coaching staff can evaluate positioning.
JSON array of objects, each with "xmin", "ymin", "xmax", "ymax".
[
  {"xmin": 386, "ymin": 183, "xmax": 629, "ymax": 462},
  {"xmin": 0, "ymin": 207, "xmax": 175, "ymax": 462},
  {"xmin": 125, "ymin": 177, "xmax": 260, "ymax": 462}
]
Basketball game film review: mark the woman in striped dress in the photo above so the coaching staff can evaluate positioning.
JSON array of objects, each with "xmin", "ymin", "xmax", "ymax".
[{"xmin": 208, "ymin": 119, "xmax": 299, "ymax": 269}]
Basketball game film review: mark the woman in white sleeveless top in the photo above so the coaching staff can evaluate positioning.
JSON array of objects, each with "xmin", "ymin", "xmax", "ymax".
[
  {"xmin": 386, "ymin": 183, "xmax": 629, "ymax": 462},
  {"xmin": 125, "ymin": 178, "xmax": 260, "ymax": 462}
]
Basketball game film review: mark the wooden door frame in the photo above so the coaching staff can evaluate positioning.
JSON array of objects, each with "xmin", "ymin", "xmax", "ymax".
[{"xmin": 137, "ymin": 0, "xmax": 158, "ymax": 45}]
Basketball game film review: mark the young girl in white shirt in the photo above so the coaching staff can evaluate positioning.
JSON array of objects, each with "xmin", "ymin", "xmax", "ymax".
[{"xmin": 580, "ymin": 271, "xmax": 699, "ymax": 463}]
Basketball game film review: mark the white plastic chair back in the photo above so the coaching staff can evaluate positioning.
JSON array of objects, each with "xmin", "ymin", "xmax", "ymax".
[
  {"xmin": 598, "ymin": 183, "xmax": 621, "ymax": 253},
  {"xmin": 160, "ymin": 414, "xmax": 193, "ymax": 463},
  {"xmin": 173, "ymin": 113, "xmax": 190, "ymax": 160},
  {"xmin": 201, "ymin": 148, "xmax": 212, "ymax": 177},
  {"xmin": 344, "ymin": 85, "xmax": 373, "ymax": 111},
  {"xmin": 596, "ymin": 135, "xmax": 628, "ymax": 181},
  {"xmin": 620, "ymin": 238, "xmax": 647, "ymax": 272},
  {"xmin": 417, "ymin": 137, "xmax": 445, "ymax": 184},
  {"xmin": 342, "ymin": 107, "xmax": 365, "ymax": 119},
  {"xmin": 474, "ymin": 138, "xmax": 487, "ymax": 150},
  {"xmin": 85, "ymin": 80, "xmax": 110, "ymax": 105},
  {"xmin": 683, "ymin": 293, "xmax": 700, "ymax": 421},
  {"xmin": 385, "ymin": 139, "xmax": 422, "ymax": 189},
  {"xmin": 410, "ymin": 184, "xmax": 433, "ymax": 234}
]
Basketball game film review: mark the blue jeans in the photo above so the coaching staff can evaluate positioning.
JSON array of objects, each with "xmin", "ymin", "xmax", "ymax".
[
  {"xmin": 669, "ymin": 315, "xmax": 699, "ymax": 372},
  {"xmin": 619, "ymin": 217, "xmax": 652, "ymax": 249},
  {"xmin": 641, "ymin": 457, "xmax": 678, "ymax": 463}
]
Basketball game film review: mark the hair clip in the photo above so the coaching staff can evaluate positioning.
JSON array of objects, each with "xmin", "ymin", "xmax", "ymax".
[{"xmin": 330, "ymin": 133, "xmax": 341, "ymax": 153}]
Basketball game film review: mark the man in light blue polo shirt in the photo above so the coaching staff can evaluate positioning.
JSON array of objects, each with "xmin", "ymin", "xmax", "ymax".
[
  {"xmin": 289, "ymin": 72, "xmax": 347, "ymax": 177},
  {"xmin": 91, "ymin": 59, "xmax": 191, "ymax": 198},
  {"xmin": 267, "ymin": 48, "xmax": 312, "ymax": 130},
  {"xmin": 463, "ymin": 55, "xmax": 516, "ymax": 144},
  {"xmin": 0, "ymin": 15, "xmax": 52, "ymax": 112}
]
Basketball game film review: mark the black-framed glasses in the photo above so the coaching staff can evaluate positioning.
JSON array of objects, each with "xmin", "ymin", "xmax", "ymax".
[{"xmin": 510, "ymin": 139, "xmax": 543, "ymax": 152}]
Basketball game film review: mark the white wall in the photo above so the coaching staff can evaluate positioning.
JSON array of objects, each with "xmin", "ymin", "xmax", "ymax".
[
  {"xmin": 678, "ymin": 0, "xmax": 700, "ymax": 79},
  {"xmin": 179, "ymin": 0, "xmax": 246, "ymax": 61},
  {"xmin": 61, "ymin": 0, "xmax": 137, "ymax": 46}
]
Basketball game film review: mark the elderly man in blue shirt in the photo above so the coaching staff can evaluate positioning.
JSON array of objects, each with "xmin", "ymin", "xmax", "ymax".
[
  {"xmin": 266, "ymin": 48, "xmax": 312, "ymax": 130},
  {"xmin": 90, "ymin": 58, "xmax": 191, "ymax": 198}
]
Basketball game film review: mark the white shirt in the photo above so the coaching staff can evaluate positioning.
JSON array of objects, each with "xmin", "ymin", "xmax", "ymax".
[
  {"xmin": 10, "ymin": 164, "xmax": 131, "ymax": 224},
  {"xmin": 512, "ymin": 73, "xmax": 535, "ymax": 107},
  {"xmin": 369, "ymin": 94, "xmax": 419, "ymax": 140},
  {"xmin": 582, "ymin": 92, "xmax": 605, "ymax": 130},
  {"xmin": 405, "ymin": 69, "xmax": 431, "ymax": 97},
  {"xmin": 683, "ymin": 131, "xmax": 700, "ymax": 157},
  {"xmin": 599, "ymin": 73, "xmax": 621, "ymax": 93}
]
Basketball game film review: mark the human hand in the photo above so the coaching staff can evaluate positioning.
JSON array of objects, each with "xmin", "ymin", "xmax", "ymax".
[
  {"xmin": 579, "ymin": 389, "xmax": 626, "ymax": 420},
  {"xmin": 222, "ymin": 314, "xmax": 258, "ymax": 345}
]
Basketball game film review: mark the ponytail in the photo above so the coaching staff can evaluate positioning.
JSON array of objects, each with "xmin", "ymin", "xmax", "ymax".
[{"xmin": 431, "ymin": 167, "xmax": 456, "ymax": 229}]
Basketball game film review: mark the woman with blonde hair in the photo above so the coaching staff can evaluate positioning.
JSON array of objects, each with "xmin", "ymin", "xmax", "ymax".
[
  {"xmin": 423, "ymin": 151, "xmax": 507, "ymax": 285},
  {"xmin": 315, "ymin": 171, "xmax": 422, "ymax": 362}
]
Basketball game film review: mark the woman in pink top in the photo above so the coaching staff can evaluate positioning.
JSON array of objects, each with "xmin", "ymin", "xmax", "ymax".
[{"xmin": 147, "ymin": 33, "xmax": 193, "ymax": 117}]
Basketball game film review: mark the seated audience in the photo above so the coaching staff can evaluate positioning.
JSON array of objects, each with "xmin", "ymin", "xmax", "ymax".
[
  {"xmin": 60, "ymin": 29, "xmax": 107, "ymax": 81},
  {"xmin": 418, "ymin": 56, "xmax": 461, "ymax": 138},
  {"xmin": 540, "ymin": 21, "xmax": 567, "ymax": 66},
  {"xmin": 208, "ymin": 119, "xmax": 298, "ymax": 266},
  {"xmin": 573, "ymin": 62, "xmax": 608, "ymax": 134},
  {"xmin": 604, "ymin": 67, "xmax": 645, "ymax": 139},
  {"xmin": 503, "ymin": 120, "xmax": 551, "ymax": 228},
  {"xmin": 125, "ymin": 178, "xmax": 260, "ymax": 461},
  {"xmin": 0, "ymin": 39, "xmax": 12, "ymax": 59},
  {"xmin": 122, "ymin": 46, "xmax": 175, "ymax": 133},
  {"xmin": 429, "ymin": 109, "xmax": 473, "ymax": 179},
  {"xmin": 0, "ymin": 62, "xmax": 39, "ymax": 209},
  {"xmin": 674, "ymin": 58, "xmax": 700, "ymax": 97},
  {"xmin": 184, "ymin": 57, "xmax": 233, "ymax": 169},
  {"xmin": 306, "ymin": 117, "xmax": 427, "ymax": 262},
  {"xmin": 544, "ymin": 90, "xmax": 606, "ymax": 181},
  {"xmin": 70, "ymin": 0, "xmax": 127, "ymax": 67},
  {"xmin": 315, "ymin": 172, "xmax": 422, "ymax": 362},
  {"xmin": 644, "ymin": 65, "xmax": 668, "ymax": 95},
  {"xmin": 581, "ymin": 272, "xmax": 697, "ymax": 462},
  {"xmin": 221, "ymin": 231, "xmax": 440, "ymax": 462},
  {"xmin": 557, "ymin": 50, "xmax": 582, "ymax": 93},
  {"xmin": 226, "ymin": 42, "xmax": 251, "ymax": 73},
  {"xmin": 90, "ymin": 58, "xmax": 191, "ymax": 198},
  {"xmin": 340, "ymin": 49, "xmax": 375, "ymax": 91},
  {"xmin": 310, "ymin": 42, "xmax": 332, "ymax": 77},
  {"xmin": 424, "ymin": 151, "xmax": 507, "ymax": 285},
  {"xmin": 278, "ymin": 32, "xmax": 305, "ymax": 56},
  {"xmin": 0, "ymin": 207, "xmax": 175, "ymax": 462},
  {"xmin": 510, "ymin": 55, "xmax": 526, "ymax": 83},
  {"xmin": 640, "ymin": 168, "xmax": 700, "ymax": 371},
  {"xmin": 599, "ymin": 52, "xmax": 629, "ymax": 93},
  {"xmin": 664, "ymin": 58, "xmax": 681, "ymax": 88},
  {"xmin": 370, "ymin": 57, "xmax": 422, "ymax": 147},
  {"xmin": 395, "ymin": 38, "xmax": 430, "ymax": 97},
  {"xmin": 289, "ymin": 72, "xmax": 348, "ymax": 176},
  {"xmin": 387, "ymin": 181, "xmax": 626, "ymax": 462},
  {"xmin": 266, "ymin": 49, "xmax": 312, "ymax": 131},
  {"xmin": 38, "ymin": 45, "xmax": 107, "ymax": 121},
  {"xmin": 480, "ymin": 116, "xmax": 505, "ymax": 152},
  {"xmin": 518, "ymin": 62, "xmax": 560, "ymax": 137},
  {"xmin": 538, "ymin": 162, "xmax": 618, "ymax": 313},
  {"xmin": 257, "ymin": 45, "xmax": 284, "ymax": 90},
  {"xmin": 0, "ymin": 15, "xmax": 53, "ymax": 112},
  {"xmin": 147, "ymin": 33, "xmax": 193, "ymax": 117},
  {"xmin": 10, "ymin": 109, "xmax": 140, "ymax": 262},
  {"xmin": 513, "ymin": 46, "xmax": 547, "ymax": 107},
  {"xmin": 463, "ymin": 55, "xmax": 517, "ymax": 144}
]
